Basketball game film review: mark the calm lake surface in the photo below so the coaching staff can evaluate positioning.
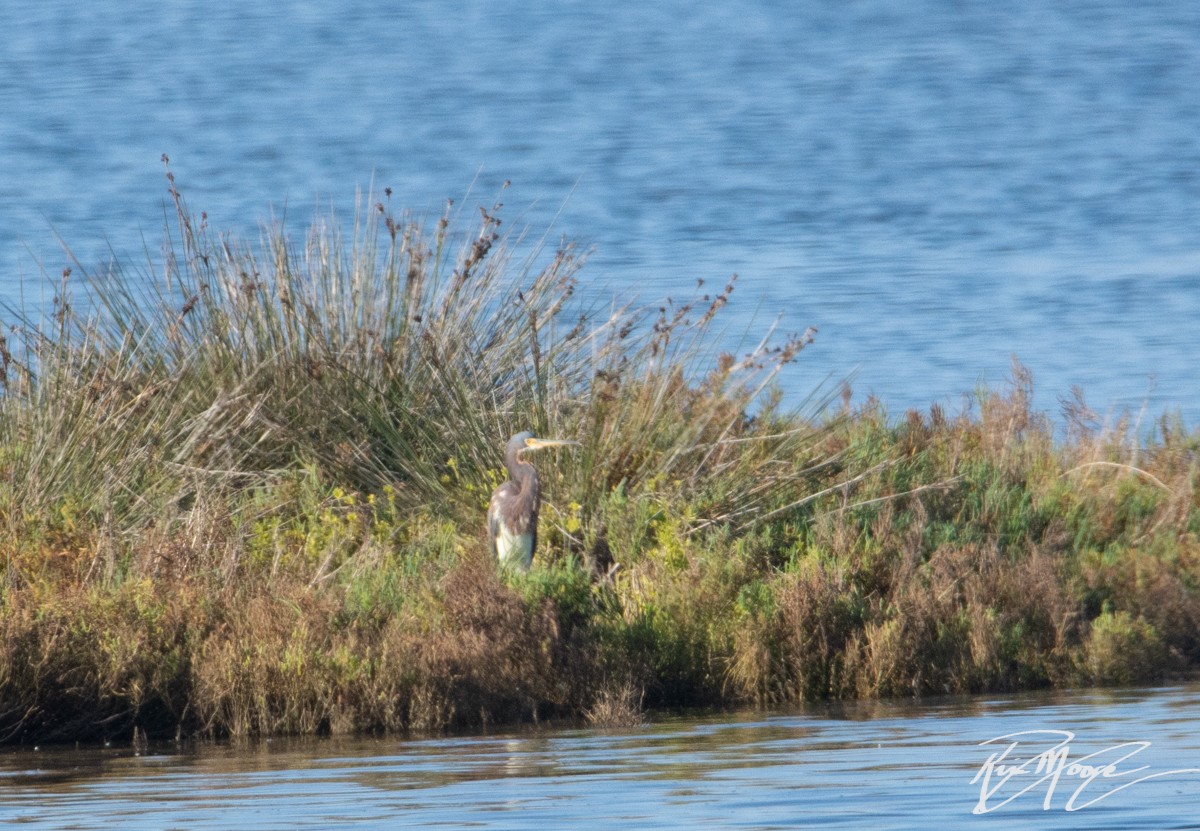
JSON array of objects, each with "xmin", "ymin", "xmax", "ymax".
[
  {"xmin": 2, "ymin": 0, "xmax": 1200, "ymax": 422},
  {"xmin": 2, "ymin": 685, "xmax": 1199, "ymax": 830}
]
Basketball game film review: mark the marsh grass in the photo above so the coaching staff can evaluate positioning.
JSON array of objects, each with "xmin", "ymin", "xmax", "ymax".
[{"xmin": 1, "ymin": 169, "xmax": 1199, "ymax": 745}]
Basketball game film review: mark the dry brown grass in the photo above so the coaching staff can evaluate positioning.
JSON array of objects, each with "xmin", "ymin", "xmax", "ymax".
[{"xmin": 583, "ymin": 680, "xmax": 646, "ymax": 728}]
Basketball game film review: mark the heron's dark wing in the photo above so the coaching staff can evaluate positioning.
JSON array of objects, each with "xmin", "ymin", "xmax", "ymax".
[{"xmin": 488, "ymin": 482, "xmax": 519, "ymax": 559}]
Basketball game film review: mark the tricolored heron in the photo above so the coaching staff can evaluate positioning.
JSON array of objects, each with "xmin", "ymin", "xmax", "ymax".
[{"xmin": 488, "ymin": 431, "xmax": 578, "ymax": 570}]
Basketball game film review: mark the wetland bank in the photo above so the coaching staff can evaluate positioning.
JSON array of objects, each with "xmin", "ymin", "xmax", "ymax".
[{"xmin": 0, "ymin": 178, "xmax": 1197, "ymax": 746}]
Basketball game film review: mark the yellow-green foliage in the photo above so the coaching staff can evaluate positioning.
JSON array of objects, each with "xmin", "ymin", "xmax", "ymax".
[{"xmin": 1084, "ymin": 607, "xmax": 1167, "ymax": 686}]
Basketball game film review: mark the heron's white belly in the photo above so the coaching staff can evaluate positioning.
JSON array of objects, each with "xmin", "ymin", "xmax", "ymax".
[{"xmin": 495, "ymin": 527, "xmax": 533, "ymax": 570}]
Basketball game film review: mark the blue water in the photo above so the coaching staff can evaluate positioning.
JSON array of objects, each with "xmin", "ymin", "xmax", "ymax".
[
  {"xmin": 3, "ymin": 0, "xmax": 1200, "ymax": 422},
  {"xmin": 2, "ymin": 685, "xmax": 1199, "ymax": 829}
]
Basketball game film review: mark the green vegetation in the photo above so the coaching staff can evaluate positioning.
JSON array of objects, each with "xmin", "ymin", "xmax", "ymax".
[{"xmin": 1, "ymin": 166, "xmax": 1198, "ymax": 744}]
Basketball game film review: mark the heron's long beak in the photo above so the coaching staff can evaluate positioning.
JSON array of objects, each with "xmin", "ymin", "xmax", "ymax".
[{"xmin": 523, "ymin": 437, "xmax": 580, "ymax": 452}]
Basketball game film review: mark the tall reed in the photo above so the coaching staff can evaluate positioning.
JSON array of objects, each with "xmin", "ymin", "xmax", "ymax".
[{"xmin": 0, "ymin": 160, "xmax": 834, "ymax": 585}]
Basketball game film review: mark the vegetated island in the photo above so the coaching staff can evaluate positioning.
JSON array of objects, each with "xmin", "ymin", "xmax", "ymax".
[{"xmin": 1, "ymin": 169, "xmax": 1196, "ymax": 746}]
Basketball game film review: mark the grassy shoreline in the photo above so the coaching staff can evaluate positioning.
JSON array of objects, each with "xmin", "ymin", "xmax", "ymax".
[{"xmin": 2, "ymin": 172, "xmax": 1198, "ymax": 745}]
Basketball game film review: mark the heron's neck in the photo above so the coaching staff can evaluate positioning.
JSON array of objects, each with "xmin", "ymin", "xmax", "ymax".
[{"xmin": 509, "ymin": 460, "xmax": 540, "ymax": 498}]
